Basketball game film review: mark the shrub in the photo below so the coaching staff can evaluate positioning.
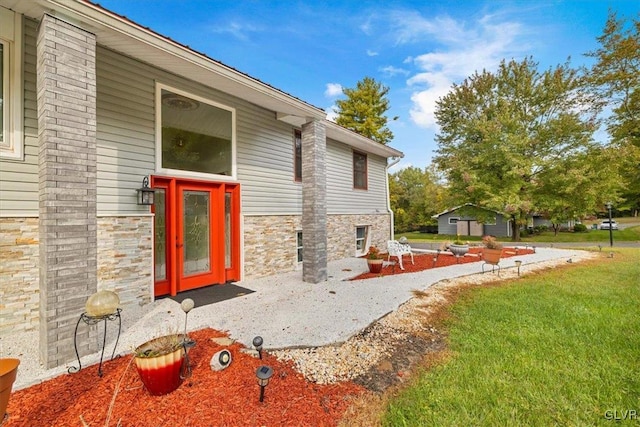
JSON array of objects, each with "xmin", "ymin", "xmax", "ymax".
[{"xmin": 573, "ymin": 223, "xmax": 588, "ymax": 233}]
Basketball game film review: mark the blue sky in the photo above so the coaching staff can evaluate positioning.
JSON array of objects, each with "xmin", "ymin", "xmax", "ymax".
[{"xmin": 97, "ymin": 0, "xmax": 638, "ymax": 171}]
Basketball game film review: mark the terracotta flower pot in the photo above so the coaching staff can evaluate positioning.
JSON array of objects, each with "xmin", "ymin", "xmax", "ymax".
[
  {"xmin": 134, "ymin": 335, "xmax": 186, "ymax": 396},
  {"xmin": 0, "ymin": 358, "xmax": 20, "ymax": 421},
  {"xmin": 367, "ymin": 259, "xmax": 383, "ymax": 273},
  {"xmin": 483, "ymin": 248, "xmax": 502, "ymax": 265}
]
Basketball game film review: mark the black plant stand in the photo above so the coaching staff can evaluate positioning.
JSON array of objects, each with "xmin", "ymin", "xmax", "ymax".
[{"xmin": 68, "ymin": 308, "xmax": 122, "ymax": 377}]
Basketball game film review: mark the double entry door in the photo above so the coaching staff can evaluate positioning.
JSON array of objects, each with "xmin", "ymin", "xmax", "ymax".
[{"xmin": 152, "ymin": 177, "xmax": 240, "ymax": 297}]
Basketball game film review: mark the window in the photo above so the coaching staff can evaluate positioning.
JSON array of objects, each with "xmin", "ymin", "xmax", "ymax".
[
  {"xmin": 296, "ymin": 231, "xmax": 303, "ymax": 263},
  {"xmin": 0, "ymin": 8, "xmax": 23, "ymax": 160},
  {"xmin": 448, "ymin": 217, "xmax": 460, "ymax": 225},
  {"xmin": 355, "ymin": 226, "xmax": 369, "ymax": 255},
  {"xmin": 157, "ymin": 85, "xmax": 235, "ymax": 178},
  {"xmin": 294, "ymin": 130, "xmax": 302, "ymax": 182},
  {"xmin": 353, "ymin": 151, "xmax": 368, "ymax": 189}
]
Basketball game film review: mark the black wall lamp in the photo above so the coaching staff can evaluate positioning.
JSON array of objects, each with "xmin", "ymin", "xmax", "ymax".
[{"xmin": 137, "ymin": 176, "xmax": 155, "ymax": 206}]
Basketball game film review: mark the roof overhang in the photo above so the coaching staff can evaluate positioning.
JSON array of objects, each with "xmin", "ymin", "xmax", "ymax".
[
  {"xmin": 325, "ymin": 121, "xmax": 403, "ymax": 159},
  {"xmin": 4, "ymin": 0, "xmax": 325, "ymax": 121},
  {"xmin": 3, "ymin": 0, "xmax": 404, "ymax": 159}
]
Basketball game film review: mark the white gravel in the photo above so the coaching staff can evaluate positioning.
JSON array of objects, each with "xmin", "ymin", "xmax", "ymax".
[{"xmin": 1, "ymin": 247, "xmax": 595, "ymax": 390}]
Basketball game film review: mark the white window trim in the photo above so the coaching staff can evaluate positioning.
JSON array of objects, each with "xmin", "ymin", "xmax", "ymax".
[
  {"xmin": 296, "ymin": 230, "xmax": 303, "ymax": 263},
  {"xmin": 448, "ymin": 217, "xmax": 460, "ymax": 225},
  {"xmin": 0, "ymin": 9, "xmax": 24, "ymax": 161},
  {"xmin": 355, "ymin": 225, "xmax": 370, "ymax": 257},
  {"xmin": 154, "ymin": 82, "xmax": 237, "ymax": 180}
]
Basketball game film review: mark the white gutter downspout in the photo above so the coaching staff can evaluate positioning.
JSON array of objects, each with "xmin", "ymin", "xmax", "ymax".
[{"xmin": 385, "ymin": 156, "xmax": 402, "ymax": 240}]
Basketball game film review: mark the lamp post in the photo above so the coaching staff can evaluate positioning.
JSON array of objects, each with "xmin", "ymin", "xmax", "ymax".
[{"xmin": 606, "ymin": 202, "xmax": 613, "ymax": 248}]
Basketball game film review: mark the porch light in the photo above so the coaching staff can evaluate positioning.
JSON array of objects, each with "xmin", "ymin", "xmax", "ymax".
[
  {"xmin": 137, "ymin": 176, "xmax": 155, "ymax": 206},
  {"xmin": 253, "ymin": 336, "xmax": 263, "ymax": 359},
  {"xmin": 256, "ymin": 365, "xmax": 273, "ymax": 402}
]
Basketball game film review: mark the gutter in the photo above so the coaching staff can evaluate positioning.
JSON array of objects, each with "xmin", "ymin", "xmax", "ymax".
[{"xmin": 385, "ymin": 156, "xmax": 403, "ymax": 240}]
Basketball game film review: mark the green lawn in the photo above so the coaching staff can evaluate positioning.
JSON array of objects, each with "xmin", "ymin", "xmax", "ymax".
[
  {"xmin": 398, "ymin": 223, "xmax": 640, "ymax": 244},
  {"xmin": 383, "ymin": 249, "xmax": 640, "ymax": 426}
]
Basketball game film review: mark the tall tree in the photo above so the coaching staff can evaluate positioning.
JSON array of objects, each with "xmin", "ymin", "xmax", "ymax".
[
  {"xmin": 586, "ymin": 12, "xmax": 640, "ymax": 216},
  {"xmin": 335, "ymin": 77, "xmax": 395, "ymax": 144},
  {"xmin": 433, "ymin": 57, "xmax": 610, "ymax": 240},
  {"xmin": 390, "ymin": 166, "xmax": 448, "ymax": 232}
]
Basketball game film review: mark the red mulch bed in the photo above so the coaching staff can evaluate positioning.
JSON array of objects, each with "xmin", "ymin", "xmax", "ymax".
[
  {"xmin": 352, "ymin": 247, "xmax": 533, "ymax": 280},
  {"xmin": 5, "ymin": 329, "xmax": 365, "ymax": 427}
]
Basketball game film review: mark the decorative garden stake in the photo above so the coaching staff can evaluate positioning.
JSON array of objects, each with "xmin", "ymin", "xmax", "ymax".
[
  {"xmin": 180, "ymin": 298, "xmax": 196, "ymax": 379},
  {"xmin": 253, "ymin": 336, "xmax": 264, "ymax": 359},
  {"xmin": 256, "ymin": 365, "xmax": 273, "ymax": 402}
]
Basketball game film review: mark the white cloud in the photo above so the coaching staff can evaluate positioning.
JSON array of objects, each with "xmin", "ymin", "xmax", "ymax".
[
  {"xmin": 384, "ymin": 11, "xmax": 529, "ymax": 130},
  {"xmin": 367, "ymin": 49, "xmax": 379, "ymax": 57},
  {"xmin": 209, "ymin": 21, "xmax": 262, "ymax": 41},
  {"xmin": 326, "ymin": 105, "xmax": 338, "ymax": 122},
  {"xmin": 324, "ymin": 83, "xmax": 343, "ymax": 98},
  {"xmin": 380, "ymin": 65, "xmax": 410, "ymax": 77}
]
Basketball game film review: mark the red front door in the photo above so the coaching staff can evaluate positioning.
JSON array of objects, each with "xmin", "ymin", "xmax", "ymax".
[{"xmin": 152, "ymin": 177, "xmax": 240, "ymax": 297}]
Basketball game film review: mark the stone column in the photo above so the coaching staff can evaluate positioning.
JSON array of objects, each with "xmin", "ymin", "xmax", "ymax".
[
  {"xmin": 301, "ymin": 120, "xmax": 327, "ymax": 283},
  {"xmin": 37, "ymin": 14, "xmax": 97, "ymax": 368}
]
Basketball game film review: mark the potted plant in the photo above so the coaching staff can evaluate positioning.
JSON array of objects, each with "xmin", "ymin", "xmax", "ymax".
[
  {"xmin": 133, "ymin": 333, "xmax": 189, "ymax": 396},
  {"xmin": 448, "ymin": 235, "xmax": 469, "ymax": 258},
  {"xmin": 0, "ymin": 358, "xmax": 19, "ymax": 422},
  {"xmin": 366, "ymin": 246, "xmax": 384, "ymax": 274},
  {"xmin": 482, "ymin": 235, "xmax": 503, "ymax": 265}
]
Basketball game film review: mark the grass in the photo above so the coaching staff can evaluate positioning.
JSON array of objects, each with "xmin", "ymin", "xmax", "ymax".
[
  {"xmin": 382, "ymin": 249, "xmax": 640, "ymax": 426},
  {"xmin": 397, "ymin": 218, "xmax": 640, "ymax": 243}
]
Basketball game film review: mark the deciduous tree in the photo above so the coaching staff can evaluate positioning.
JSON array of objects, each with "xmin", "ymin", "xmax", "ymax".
[
  {"xmin": 434, "ymin": 57, "xmax": 609, "ymax": 240},
  {"xmin": 586, "ymin": 12, "xmax": 640, "ymax": 216}
]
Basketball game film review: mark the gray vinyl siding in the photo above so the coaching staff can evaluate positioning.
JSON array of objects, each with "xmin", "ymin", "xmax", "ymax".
[
  {"xmin": 0, "ymin": 18, "xmax": 390, "ymax": 218},
  {"xmin": 0, "ymin": 18, "xmax": 38, "ymax": 215},
  {"xmin": 97, "ymin": 45, "xmax": 308, "ymax": 216},
  {"xmin": 437, "ymin": 213, "xmax": 459, "ymax": 235},
  {"xmin": 484, "ymin": 216, "xmax": 510, "ymax": 237},
  {"xmin": 326, "ymin": 139, "xmax": 388, "ymax": 214}
]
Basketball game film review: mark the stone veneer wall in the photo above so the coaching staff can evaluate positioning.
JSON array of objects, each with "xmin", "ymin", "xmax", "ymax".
[
  {"xmin": 97, "ymin": 216, "xmax": 154, "ymax": 311},
  {"xmin": 0, "ymin": 216, "xmax": 153, "ymax": 337},
  {"xmin": 242, "ymin": 213, "xmax": 391, "ymax": 279},
  {"xmin": 0, "ymin": 218, "xmax": 40, "ymax": 335},
  {"xmin": 327, "ymin": 214, "xmax": 392, "ymax": 260},
  {"xmin": 243, "ymin": 215, "xmax": 302, "ymax": 279}
]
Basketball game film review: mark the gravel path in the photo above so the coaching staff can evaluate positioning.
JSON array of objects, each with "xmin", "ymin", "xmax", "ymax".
[
  {"xmin": 3, "ymin": 247, "xmax": 593, "ymax": 390},
  {"xmin": 272, "ymin": 251, "xmax": 597, "ymax": 387}
]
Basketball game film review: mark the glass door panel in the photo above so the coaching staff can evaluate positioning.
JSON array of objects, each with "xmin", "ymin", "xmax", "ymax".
[
  {"xmin": 183, "ymin": 190, "xmax": 210, "ymax": 276},
  {"xmin": 224, "ymin": 192, "xmax": 231, "ymax": 268},
  {"xmin": 154, "ymin": 189, "xmax": 167, "ymax": 280}
]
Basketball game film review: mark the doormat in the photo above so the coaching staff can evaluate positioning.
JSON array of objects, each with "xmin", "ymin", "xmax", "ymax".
[{"xmin": 157, "ymin": 282, "xmax": 255, "ymax": 307}]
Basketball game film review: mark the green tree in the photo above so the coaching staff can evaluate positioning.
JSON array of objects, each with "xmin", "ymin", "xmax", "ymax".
[
  {"xmin": 390, "ymin": 166, "xmax": 448, "ymax": 232},
  {"xmin": 586, "ymin": 12, "xmax": 640, "ymax": 216},
  {"xmin": 434, "ymin": 57, "xmax": 610, "ymax": 241},
  {"xmin": 335, "ymin": 77, "xmax": 395, "ymax": 144}
]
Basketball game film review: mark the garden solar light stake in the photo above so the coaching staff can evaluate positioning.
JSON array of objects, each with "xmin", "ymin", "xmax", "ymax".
[
  {"xmin": 253, "ymin": 336, "xmax": 264, "ymax": 359},
  {"xmin": 180, "ymin": 298, "xmax": 196, "ymax": 379}
]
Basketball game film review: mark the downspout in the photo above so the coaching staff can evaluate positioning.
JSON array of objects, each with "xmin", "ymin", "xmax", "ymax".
[{"xmin": 385, "ymin": 156, "xmax": 402, "ymax": 240}]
